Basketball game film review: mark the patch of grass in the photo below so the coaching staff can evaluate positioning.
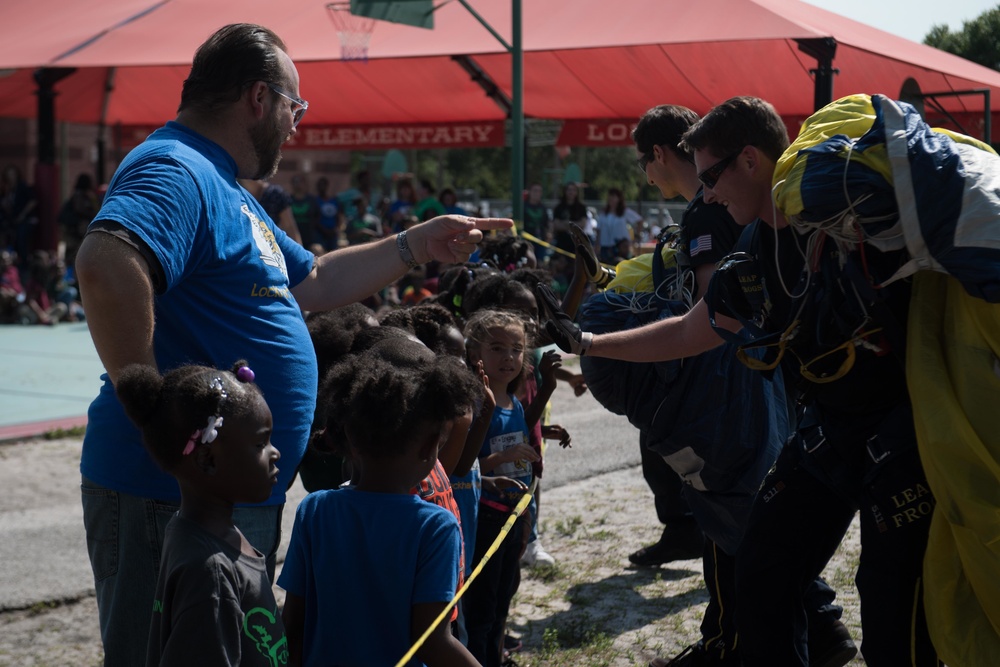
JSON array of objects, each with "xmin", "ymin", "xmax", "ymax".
[
  {"xmin": 43, "ymin": 425, "xmax": 86, "ymax": 440},
  {"xmin": 553, "ymin": 515, "xmax": 583, "ymax": 537},
  {"xmin": 545, "ymin": 616, "xmax": 613, "ymax": 649},
  {"xmin": 27, "ymin": 600, "xmax": 59, "ymax": 616},
  {"xmin": 540, "ymin": 626, "xmax": 561, "ymax": 658},
  {"xmin": 532, "ymin": 616, "xmax": 616, "ymax": 666},
  {"xmin": 528, "ymin": 561, "xmax": 567, "ymax": 583}
]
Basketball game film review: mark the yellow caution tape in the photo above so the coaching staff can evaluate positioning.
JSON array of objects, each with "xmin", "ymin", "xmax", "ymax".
[
  {"xmin": 394, "ymin": 479, "xmax": 536, "ymax": 667},
  {"xmin": 517, "ymin": 230, "xmax": 575, "ymax": 259},
  {"xmin": 518, "ymin": 230, "xmax": 616, "ymax": 269}
]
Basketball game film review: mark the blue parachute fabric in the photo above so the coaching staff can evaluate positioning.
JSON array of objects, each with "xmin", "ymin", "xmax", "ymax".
[
  {"xmin": 784, "ymin": 93, "xmax": 1000, "ymax": 302},
  {"xmin": 876, "ymin": 95, "xmax": 1000, "ymax": 303},
  {"xmin": 793, "ymin": 134, "xmax": 898, "ymax": 239},
  {"xmin": 577, "ymin": 290, "xmax": 789, "ymax": 503},
  {"xmin": 578, "ymin": 290, "xmax": 685, "ymax": 432},
  {"xmin": 681, "ymin": 483, "xmax": 758, "ymax": 556},
  {"xmin": 644, "ymin": 341, "xmax": 788, "ymax": 496}
]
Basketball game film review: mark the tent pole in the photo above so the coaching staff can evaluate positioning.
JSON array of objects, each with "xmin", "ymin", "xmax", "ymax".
[
  {"xmin": 795, "ymin": 38, "xmax": 838, "ymax": 111},
  {"xmin": 511, "ymin": 0, "xmax": 524, "ymax": 224},
  {"xmin": 33, "ymin": 67, "xmax": 76, "ymax": 253},
  {"xmin": 454, "ymin": 0, "xmax": 522, "ymax": 222}
]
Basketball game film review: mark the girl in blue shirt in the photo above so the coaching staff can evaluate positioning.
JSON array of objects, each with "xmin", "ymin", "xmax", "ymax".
[{"xmin": 462, "ymin": 309, "xmax": 540, "ymax": 667}]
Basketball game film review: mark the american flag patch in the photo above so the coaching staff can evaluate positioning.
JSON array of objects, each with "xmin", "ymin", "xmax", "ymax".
[{"xmin": 689, "ymin": 234, "xmax": 712, "ymax": 257}]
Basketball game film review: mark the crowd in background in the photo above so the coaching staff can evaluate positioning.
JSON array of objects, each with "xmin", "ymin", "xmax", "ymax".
[
  {"xmin": 0, "ymin": 166, "xmax": 89, "ymax": 325},
  {"xmin": 235, "ymin": 169, "xmax": 659, "ymax": 312},
  {"xmin": 0, "ymin": 159, "xmax": 655, "ymax": 332}
]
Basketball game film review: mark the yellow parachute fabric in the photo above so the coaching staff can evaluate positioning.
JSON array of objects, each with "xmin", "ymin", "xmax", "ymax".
[
  {"xmin": 773, "ymin": 94, "xmax": 891, "ymax": 219},
  {"xmin": 933, "ymin": 127, "xmax": 996, "ymax": 155},
  {"xmin": 604, "ymin": 244, "xmax": 679, "ymax": 294},
  {"xmin": 907, "ymin": 272, "xmax": 1000, "ymax": 666}
]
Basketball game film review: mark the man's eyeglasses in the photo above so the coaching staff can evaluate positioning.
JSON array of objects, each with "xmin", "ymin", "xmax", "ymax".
[
  {"xmin": 697, "ymin": 149, "xmax": 742, "ymax": 190},
  {"xmin": 267, "ymin": 83, "xmax": 308, "ymax": 128},
  {"xmin": 636, "ymin": 152, "xmax": 653, "ymax": 176},
  {"xmin": 735, "ymin": 320, "xmax": 885, "ymax": 384}
]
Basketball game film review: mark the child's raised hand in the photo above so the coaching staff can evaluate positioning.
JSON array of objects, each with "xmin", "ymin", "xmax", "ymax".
[
  {"xmin": 542, "ymin": 424, "xmax": 572, "ymax": 448},
  {"xmin": 504, "ymin": 443, "xmax": 541, "ymax": 463},
  {"xmin": 476, "ymin": 360, "xmax": 496, "ymax": 415},
  {"xmin": 538, "ymin": 349, "xmax": 562, "ymax": 386},
  {"xmin": 568, "ymin": 372, "xmax": 588, "ymax": 397}
]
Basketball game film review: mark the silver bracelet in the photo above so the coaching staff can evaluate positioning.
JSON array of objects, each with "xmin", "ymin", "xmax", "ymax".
[{"xmin": 396, "ymin": 230, "xmax": 418, "ymax": 269}]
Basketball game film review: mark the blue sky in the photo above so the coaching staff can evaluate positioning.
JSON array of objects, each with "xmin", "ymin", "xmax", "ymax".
[{"xmin": 803, "ymin": 0, "xmax": 997, "ymax": 42}]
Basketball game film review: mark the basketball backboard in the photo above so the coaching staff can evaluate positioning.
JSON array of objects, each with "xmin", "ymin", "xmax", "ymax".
[{"xmin": 351, "ymin": 0, "xmax": 436, "ymax": 30}]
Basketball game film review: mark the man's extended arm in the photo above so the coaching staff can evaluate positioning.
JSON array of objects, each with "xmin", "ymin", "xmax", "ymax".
[
  {"xmin": 75, "ymin": 232, "xmax": 157, "ymax": 384},
  {"xmin": 291, "ymin": 215, "xmax": 511, "ymax": 311},
  {"xmin": 585, "ymin": 299, "xmax": 731, "ymax": 362},
  {"xmin": 537, "ymin": 283, "xmax": 739, "ymax": 364}
]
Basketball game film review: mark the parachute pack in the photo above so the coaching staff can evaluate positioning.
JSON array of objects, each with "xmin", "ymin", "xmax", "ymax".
[{"xmin": 773, "ymin": 93, "xmax": 1000, "ymax": 664}]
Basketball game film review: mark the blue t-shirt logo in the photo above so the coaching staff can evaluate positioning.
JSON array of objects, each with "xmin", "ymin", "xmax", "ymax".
[{"xmin": 244, "ymin": 204, "xmax": 289, "ymax": 279}]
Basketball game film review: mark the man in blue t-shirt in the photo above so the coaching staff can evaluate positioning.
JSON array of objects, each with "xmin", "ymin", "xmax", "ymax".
[{"xmin": 74, "ymin": 23, "xmax": 511, "ymax": 667}]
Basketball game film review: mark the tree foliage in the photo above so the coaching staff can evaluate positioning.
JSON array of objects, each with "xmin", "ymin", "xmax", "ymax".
[
  {"xmin": 359, "ymin": 143, "xmax": 665, "ymax": 213},
  {"xmin": 924, "ymin": 5, "xmax": 1000, "ymax": 71}
]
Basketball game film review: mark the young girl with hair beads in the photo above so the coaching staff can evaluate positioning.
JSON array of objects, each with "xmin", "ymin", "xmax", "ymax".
[
  {"xmin": 114, "ymin": 361, "xmax": 286, "ymax": 667},
  {"xmin": 461, "ymin": 309, "xmax": 541, "ymax": 667},
  {"xmin": 278, "ymin": 351, "xmax": 484, "ymax": 667}
]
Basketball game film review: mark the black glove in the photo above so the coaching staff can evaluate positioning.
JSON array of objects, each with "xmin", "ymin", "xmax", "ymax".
[{"xmin": 534, "ymin": 283, "xmax": 593, "ymax": 356}]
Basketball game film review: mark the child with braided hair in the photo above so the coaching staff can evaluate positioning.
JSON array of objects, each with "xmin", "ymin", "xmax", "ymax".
[{"xmin": 114, "ymin": 361, "xmax": 286, "ymax": 667}]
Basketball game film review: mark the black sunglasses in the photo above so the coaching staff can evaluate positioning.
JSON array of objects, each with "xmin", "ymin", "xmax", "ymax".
[
  {"xmin": 697, "ymin": 149, "xmax": 743, "ymax": 189},
  {"xmin": 636, "ymin": 152, "xmax": 653, "ymax": 175}
]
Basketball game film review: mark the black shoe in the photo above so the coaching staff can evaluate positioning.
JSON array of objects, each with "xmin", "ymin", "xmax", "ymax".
[
  {"xmin": 569, "ymin": 224, "xmax": 616, "ymax": 287},
  {"xmin": 569, "ymin": 223, "xmax": 597, "ymax": 270},
  {"xmin": 809, "ymin": 619, "xmax": 858, "ymax": 667},
  {"xmin": 629, "ymin": 523, "xmax": 704, "ymax": 567}
]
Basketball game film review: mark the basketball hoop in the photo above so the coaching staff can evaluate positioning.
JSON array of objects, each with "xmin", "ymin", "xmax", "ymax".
[{"xmin": 326, "ymin": 3, "xmax": 377, "ymax": 63}]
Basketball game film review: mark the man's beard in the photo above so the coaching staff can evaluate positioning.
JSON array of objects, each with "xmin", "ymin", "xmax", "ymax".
[{"xmin": 250, "ymin": 112, "xmax": 285, "ymax": 180}]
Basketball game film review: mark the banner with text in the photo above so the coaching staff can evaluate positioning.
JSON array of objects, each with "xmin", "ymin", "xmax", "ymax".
[
  {"xmin": 284, "ymin": 121, "xmax": 505, "ymax": 150},
  {"xmin": 557, "ymin": 116, "xmax": 820, "ymax": 147},
  {"xmin": 119, "ymin": 121, "xmax": 506, "ymax": 151},
  {"xmin": 557, "ymin": 119, "xmax": 638, "ymax": 147}
]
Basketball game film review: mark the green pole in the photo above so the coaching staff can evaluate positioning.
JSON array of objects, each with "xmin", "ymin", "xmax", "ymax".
[{"xmin": 511, "ymin": 0, "xmax": 524, "ymax": 225}]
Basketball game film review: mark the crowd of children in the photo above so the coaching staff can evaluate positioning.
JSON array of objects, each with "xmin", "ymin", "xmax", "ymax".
[{"xmin": 114, "ymin": 233, "xmax": 588, "ymax": 666}]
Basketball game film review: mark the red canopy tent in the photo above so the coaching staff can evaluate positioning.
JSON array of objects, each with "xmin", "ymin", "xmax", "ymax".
[{"xmin": 1, "ymin": 0, "xmax": 998, "ymax": 143}]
